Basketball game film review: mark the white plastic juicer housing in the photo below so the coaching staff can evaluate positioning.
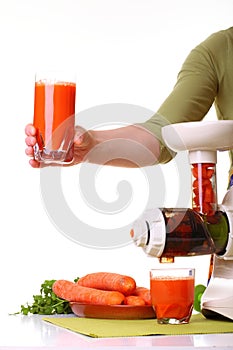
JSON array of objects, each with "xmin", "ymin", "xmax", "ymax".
[{"xmin": 131, "ymin": 120, "xmax": 233, "ymax": 320}]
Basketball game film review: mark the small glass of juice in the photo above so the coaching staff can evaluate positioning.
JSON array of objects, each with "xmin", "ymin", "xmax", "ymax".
[
  {"xmin": 150, "ymin": 267, "xmax": 195, "ymax": 324},
  {"xmin": 33, "ymin": 71, "xmax": 76, "ymax": 164}
]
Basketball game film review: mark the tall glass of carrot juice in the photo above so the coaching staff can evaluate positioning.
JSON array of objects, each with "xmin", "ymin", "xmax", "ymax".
[
  {"xmin": 33, "ymin": 71, "xmax": 76, "ymax": 164},
  {"xmin": 150, "ymin": 268, "xmax": 195, "ymax": 324}
]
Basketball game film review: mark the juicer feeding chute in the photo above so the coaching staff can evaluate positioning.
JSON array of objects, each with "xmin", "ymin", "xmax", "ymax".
[{"xmin": 131, "ymin": 120, "xmax": 233, "ymax": 320}]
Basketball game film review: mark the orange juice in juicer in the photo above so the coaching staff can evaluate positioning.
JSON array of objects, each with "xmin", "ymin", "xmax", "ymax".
[{"xmin": 130, "ymin": 121, "xmax": 233, "ymax": 321}]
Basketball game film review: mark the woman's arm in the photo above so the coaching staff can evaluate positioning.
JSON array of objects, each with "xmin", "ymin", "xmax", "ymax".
[{"xmin": 25, "ymin": 123, "xmax": 161, "ymax": 168}]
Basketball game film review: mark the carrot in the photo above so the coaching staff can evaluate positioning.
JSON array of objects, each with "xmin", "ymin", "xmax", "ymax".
[
  {"xmin": 191, "ymin": 163, "xmax": 216, "ymax": 216},
  {"xmin": 124, "ymin": 295, "xmax": 146, "ymax": 306},
  {"xmin": 132, "ymin": 287, "xmax": 152, "ymax": 305},
  {"xmin": 77, "ymin": 272, "xmax": 136, "ymax": 296},
  {"xmin": 52, "ymin": 280, "xmax": 125, "ymax": 305}
]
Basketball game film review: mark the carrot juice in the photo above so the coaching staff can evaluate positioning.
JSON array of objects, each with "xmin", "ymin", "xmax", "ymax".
[
  {"xmin": 150, "ymin": 268, "xmax": 195, "ymax": 324},
  {"xmin": 33, "ymin": 75, "xmax": 76, "ymax": 164}
]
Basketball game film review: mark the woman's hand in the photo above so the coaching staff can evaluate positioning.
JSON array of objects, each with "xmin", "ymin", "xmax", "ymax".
[
  {"xmin": 25, "ymin": 124, "xmax": 95, "ymax": 168},
  {"xmin": 25, "ymin": 124, "xmax": 39, "ymax": 168}
]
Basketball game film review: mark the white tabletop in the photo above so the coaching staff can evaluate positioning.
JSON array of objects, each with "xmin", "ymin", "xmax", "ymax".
[{"xmin": 1, "ymin": 314, "xmax": 233, "ymax": 349}]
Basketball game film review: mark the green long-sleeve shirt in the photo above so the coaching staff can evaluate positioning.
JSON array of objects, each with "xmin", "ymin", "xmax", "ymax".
[{"xmin": 141, "ymin": 26, "xmax": 233, "ymax": 175}]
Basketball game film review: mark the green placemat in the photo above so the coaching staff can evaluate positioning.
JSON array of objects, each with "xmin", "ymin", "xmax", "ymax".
[{"xmin": 43, "ymin": 314, "xmax": 233, "ymax": 338}]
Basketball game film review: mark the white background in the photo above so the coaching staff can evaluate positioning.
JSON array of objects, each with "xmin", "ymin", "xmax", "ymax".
[{"xmin": 1, "ymin": 0, "xmax": 232, "ymax": 315}]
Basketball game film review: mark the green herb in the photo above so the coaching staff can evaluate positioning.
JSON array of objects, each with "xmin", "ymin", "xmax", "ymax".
[
  {"xmin": 14, "ymin": 278, "xmax": 79, "ymax": 315},
  {"xmin": 194, "ymin": 284, "xmax": 206, "ymax": 312}
]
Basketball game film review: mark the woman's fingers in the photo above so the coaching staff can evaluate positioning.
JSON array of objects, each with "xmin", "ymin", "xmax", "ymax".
[
  {"xmin": 25, "ymin": 135, "xmax": 36, "ymax": 147},
  {"xmin": 25, "ymin": 123, "xmax": 36, "ymax": 136},
  {"xmin": 29, "ymin": 158, "xmax": 41, "ymax": 168}
]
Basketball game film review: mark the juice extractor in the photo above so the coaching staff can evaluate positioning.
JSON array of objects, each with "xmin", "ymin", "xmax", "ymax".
[{"xmin": 130, "ymin": 120, "xmax": 233, "ymax": 320}]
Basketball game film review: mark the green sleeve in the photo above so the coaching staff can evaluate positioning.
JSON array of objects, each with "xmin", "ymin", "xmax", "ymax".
[{"xmin": 140, "ymin": 31, "xmax": 223, "ymax": 164}]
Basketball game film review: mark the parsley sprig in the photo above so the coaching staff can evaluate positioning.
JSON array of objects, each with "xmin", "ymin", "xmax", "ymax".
[{"xmin": 15, "ymin": 278, "xmax": 78, "ymax": 315}]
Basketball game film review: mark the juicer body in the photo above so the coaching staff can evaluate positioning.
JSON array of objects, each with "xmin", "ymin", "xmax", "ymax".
[
  {"xmin": 201, "ymin": 257, "xmax": 233, "ymax": 320},
  {"xmin": 131, "ymin": 121, "xmax": 233, "ymax": 321},
  {"xmin": 201, "ymin": 187, "xmax": 233, "ymax": 320}
]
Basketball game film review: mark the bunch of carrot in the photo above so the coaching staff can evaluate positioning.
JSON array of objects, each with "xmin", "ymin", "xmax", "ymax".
[{"xmin": 52, "ymin": 272, "xmax": 151, "ymax": 306}]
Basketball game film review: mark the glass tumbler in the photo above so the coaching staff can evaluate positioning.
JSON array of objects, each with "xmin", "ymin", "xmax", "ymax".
[
  {"xmin": 33, "ymin": 71, "xmax": 76, "ymax": 164},
  {"xmin": 150, "ymin": 267, "xmax": 195, "ymax": 324}
]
